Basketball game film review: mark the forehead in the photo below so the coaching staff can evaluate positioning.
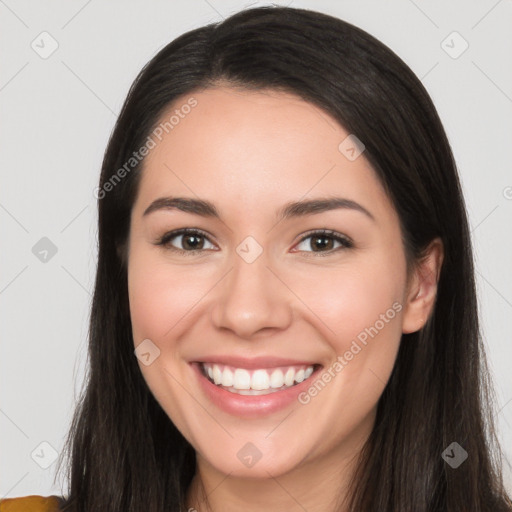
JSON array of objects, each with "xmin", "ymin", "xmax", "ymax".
[{"xmin": 133, "ymin": 87, "xmax": 394, "ymax": 222}]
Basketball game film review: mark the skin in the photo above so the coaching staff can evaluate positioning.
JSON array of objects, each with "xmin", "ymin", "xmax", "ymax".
[{"xmin": 127, "ymin": 86, "xmax": 444, "ymax": 512}]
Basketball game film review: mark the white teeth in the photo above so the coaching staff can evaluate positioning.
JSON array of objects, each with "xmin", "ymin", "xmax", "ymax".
[
  {"xmin": 251, "ymin": 369, "xmax": 270, "ymax": 390},
  {"xmin": 284, "ymin": 368, "xmax": 295, "ymax": 387},
  {"xmin": 202, "ymin": 363, "xmax": 316, "ymax": 393},
  {"xmin": 233, "ymin": 369, "xmax": 251, "ymax": 390},
  {"xmin": 233, "ymin": 388, "xmax": 283, "ymax": 396},
  {"xmin": 270, "ymin": 369, "xmax": 284, "ymax": 388},
  {"xmin": 221, "ymin": 367, "xmax": 234, "ymax": 387},
  {"xmin": 212, "ymin": 365, "xmax": 223, "ymax": 385}
]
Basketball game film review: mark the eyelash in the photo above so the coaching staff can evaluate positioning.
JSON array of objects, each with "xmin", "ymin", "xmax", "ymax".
[{"xmin": 155, "ymin": 228, "xmax": 354, "ymax": 257}]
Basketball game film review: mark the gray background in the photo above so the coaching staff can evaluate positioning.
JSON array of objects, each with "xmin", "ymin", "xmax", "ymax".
[{"xmin": 1, "ymin": 0, "xmax": 511, "ymax": 499}]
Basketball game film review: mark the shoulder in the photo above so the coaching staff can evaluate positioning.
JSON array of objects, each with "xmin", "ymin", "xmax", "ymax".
[{"xmin": 0, "ymin": 495, "xmax": 62, "ymax": 512}]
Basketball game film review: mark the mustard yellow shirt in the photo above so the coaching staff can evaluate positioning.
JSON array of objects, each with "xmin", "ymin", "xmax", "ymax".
[{"xmin": 0, "ymin": 495, "xmax": 62, "ymax": 512}]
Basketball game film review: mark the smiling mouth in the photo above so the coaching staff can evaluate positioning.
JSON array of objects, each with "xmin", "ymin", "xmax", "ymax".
[{"xmin": 199, "ymin": 362, "xmax": 321, "ymax": 395}]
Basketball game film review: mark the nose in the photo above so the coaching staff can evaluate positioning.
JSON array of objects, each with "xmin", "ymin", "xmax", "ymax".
[{"xmin": 210, "ymin": 252, "xmax": 294, "ymax": 340}]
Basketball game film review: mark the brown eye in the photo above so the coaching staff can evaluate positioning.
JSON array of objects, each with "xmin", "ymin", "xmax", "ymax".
[
  {"xmin": 156, "ymin": 229, "xmax": 216, "ymax": 255},
  {"xmin": 294, "ymin": 230, "xmax": 353, "ymax": 256},
  {"xmin": 179, "ymin": 233, "xmax": 205, "ymax": 250}
]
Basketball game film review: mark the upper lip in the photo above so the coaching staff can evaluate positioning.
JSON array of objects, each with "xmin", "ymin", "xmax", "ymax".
[{"xmin": 191, "ymin": 355, "xmax": 320, "ymax": 369}]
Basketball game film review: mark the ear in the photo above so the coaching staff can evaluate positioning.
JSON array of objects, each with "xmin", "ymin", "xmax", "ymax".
[{"xmin": 401, "ymin": 237, "xmax": 444, "ymax": 334}]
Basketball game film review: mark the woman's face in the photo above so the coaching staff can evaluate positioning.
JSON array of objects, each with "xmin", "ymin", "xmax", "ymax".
[{"xmin": 127, "ymin": 86, "xmax": 419, "ymax": 479}]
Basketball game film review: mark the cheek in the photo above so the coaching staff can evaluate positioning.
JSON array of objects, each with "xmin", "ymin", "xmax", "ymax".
[
  {"xmin": 127, "ymin": 253, "xmax": 209, "ymax": 343},
  {"xmin": 289, "ymin": 256, "xmax": 405, "ymax": 435},
  {"xmin": 127, "ymin": 251, "xmax": 209, "ymax": 439},
  {"xmin": 286, "ymin": 249, "xmax": 406, "ymax": 398},
  {"xmin": 294, "ymin": 258, "xmax": 404, "ymax": 344}
]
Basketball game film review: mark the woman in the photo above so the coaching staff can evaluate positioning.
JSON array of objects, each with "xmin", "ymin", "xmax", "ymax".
[{"xmin": 2, "ymin": 5, "xmax": 510, "ymax": 512}]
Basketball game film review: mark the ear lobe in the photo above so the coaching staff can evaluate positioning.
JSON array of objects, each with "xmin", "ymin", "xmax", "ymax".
[{"xmin": 401, "ymin": 237, "xmax": 444, "ymax": 334}]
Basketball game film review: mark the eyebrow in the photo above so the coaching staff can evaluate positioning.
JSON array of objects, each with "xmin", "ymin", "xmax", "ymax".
[{"xmin": 142, "ymin": 196, "xmax": 376, "ymax": 222}]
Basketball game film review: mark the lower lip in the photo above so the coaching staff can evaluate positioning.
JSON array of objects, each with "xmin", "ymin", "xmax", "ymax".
[{"xmin": 191, "ymin": 363, "xmax": 321, "ymax": 418}]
